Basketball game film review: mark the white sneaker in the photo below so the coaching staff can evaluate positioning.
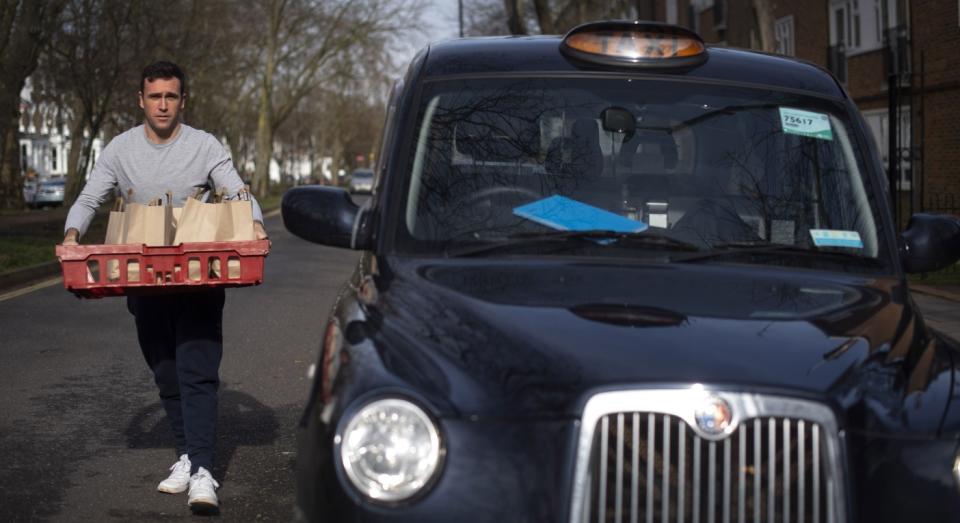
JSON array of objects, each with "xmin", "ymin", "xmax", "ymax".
[
  {"xmin": 157, "ymin": 454, "xmax": 191, "ymax": 494},
  {"xmin": 187, "ymin": 467, "xmax": 220, "ymax": 513}
]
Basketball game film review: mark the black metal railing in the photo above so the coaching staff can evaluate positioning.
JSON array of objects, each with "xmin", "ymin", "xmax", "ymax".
[
  {"xmin": 827, "ymin": 44, "xmax": 846, "ymax": 83},
  {"xmin": 884, "ymin": 25, "xmax": 910, "ymax": 78},
  {"xmin": 925, "ymin": 194, "xmax": 960, "ymax": 216},
  {"xmin": 915, "ymin": 194, "xmax": 960, "ymax": 277}
]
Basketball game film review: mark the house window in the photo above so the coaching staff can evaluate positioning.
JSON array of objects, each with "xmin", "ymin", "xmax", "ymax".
[
  {"xmin": 687, "ymin": 4, "xmax": 700, "ymax": 33},
  {"xmin": 666, "ymin": 0, "xmax": 678, "ymax": 24},
  {"xmin": 714, "ymin": 0, "xmax": 726, "ymax": 29},
  {"xmin": 52, "ymin": 146, "xmax": 58, "ymax": 171},
  {"xmin": 21, "ymin": 144, "xmax": 28, "ymax": 172},
  {"xmin": 774, "ymin": 16, "xmax": 795, "ymax": 56},
  {"xmin": 862, "ymin": 108, "xmax": 912, "ymax": 190},
  {"xmin": 830, "ymin": 0, "xmax": 895, "ymax": 55}
]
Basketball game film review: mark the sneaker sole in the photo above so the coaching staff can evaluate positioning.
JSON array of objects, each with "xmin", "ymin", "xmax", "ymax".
[
  {"xmin": 189, "ymin": 498, "xmax": 219, "ymax": 515},
  {"xmin": 157, "ymin": 484, "xmax": 188, "ymax": 494}
]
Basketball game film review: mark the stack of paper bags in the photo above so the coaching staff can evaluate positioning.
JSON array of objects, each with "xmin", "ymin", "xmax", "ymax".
[{"xmin": 104, "ymin": 188, "xmax": 255, "ymax": 246}]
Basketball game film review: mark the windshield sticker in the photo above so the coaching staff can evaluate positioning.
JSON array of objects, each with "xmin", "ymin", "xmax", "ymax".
[
  {"xmin": 513, "ymin": 195, "xmax": 648, "ymax": 233},
  {"xmin": 779, "ymin": 107, "xmax": 833, "ymax": 141},
  {"xmin": 810, "ymin": 229, "xmax": 863, "ymax": 249}
]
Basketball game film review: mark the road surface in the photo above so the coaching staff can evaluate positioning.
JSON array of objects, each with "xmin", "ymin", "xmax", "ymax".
[{"xmin": 0, "ymin": 210, "xmax": 359, "ymax": 521}]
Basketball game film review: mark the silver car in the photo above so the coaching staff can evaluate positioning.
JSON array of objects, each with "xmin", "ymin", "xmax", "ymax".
[
  {"xmin": 348, "ymin": 169, "xmax": 373, "ymax": 194},
  {"xmin": 31, "ymin": 179, "xmax": 65, "ymax": 207},
  {"xmin": 22, "ymin": 179, "xmax": 38, "ymax": 204}
]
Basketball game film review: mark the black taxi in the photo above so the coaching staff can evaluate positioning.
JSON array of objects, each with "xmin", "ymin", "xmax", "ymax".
[{"xmin": 284, "ymin": 21, "xmax": 960, "ymax": 522}]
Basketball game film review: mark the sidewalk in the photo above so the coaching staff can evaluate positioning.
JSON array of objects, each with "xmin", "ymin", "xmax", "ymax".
[{"xmin": 910, "ymin": 285, "xmax": 960, "ymax": 344}]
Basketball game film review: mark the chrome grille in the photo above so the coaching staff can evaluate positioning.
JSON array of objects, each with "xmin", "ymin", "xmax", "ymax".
[{"xmin": 571, "ymin": 390, "xmax": 844, "ymax": 523}]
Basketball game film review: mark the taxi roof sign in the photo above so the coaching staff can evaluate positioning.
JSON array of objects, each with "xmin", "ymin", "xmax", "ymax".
[{"xmin": 561, "ymin": 21, "xmax": 707, "ymax": 68}]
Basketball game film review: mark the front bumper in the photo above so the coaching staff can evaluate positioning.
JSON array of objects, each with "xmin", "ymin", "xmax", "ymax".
[{"xmin": 297, "ymin": 417, "xmax": 578, "ymax": 522}]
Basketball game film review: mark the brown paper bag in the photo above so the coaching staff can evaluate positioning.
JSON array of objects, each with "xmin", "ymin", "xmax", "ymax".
[
  {"xmin": 124, "ymin": 200, "xmax": 174, "ymax": 246},
  {"xmin": 104, "ymin": 196, "xmax": 126, "ymax": 244},
  {"xmin": 171, "ymin": 206, "xmax": 182, "ymax": 236},
  {"xmin": 221, "ymin": 199, "xmax": 255, "ymax": 241},
  {"xmin": 173, "ymin": 197, "xmax": 222, "ymax": 244}
]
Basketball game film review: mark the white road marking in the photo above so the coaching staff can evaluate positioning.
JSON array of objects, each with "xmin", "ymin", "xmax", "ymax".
[{"xmin": 0, "ymin": 277, "xmax": 62, "ymax": 302}]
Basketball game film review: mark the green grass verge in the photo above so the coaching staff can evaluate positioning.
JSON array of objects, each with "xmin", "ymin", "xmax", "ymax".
[
  {"xmin": 0, "ymin": 236, "xmax": 58, "ymax": 273},
  {"xmin": 257, "ymin": 192, "xmax": 283, "ymax": 214},
  {"xmin": 909, "ymin": 267, "xmax": 960, "ymax": 286},
  {"xmin": 0, "ymin": 212, "xmax": 109, "ymax": 274}
]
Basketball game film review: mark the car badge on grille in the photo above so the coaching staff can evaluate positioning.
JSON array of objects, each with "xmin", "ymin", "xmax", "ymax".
[{"xmin": 694, "ymin": 396, "xmax": 733, "ymax": 436}]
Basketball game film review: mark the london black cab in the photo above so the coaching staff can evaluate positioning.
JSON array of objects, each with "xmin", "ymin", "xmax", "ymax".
[{"xmin": 284, "ymin": 21, "xmax": 960, "ymax": 522}]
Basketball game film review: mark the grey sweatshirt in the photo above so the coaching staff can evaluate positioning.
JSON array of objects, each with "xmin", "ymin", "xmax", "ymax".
[{"xmin": 64, "ymin": 123, "xmax": 263, "ymax": 237}]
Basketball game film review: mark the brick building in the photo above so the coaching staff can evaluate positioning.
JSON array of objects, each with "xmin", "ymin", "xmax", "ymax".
[{"xmin": 641, "ymin": 0, "xmax": 959, "ymax": 225}]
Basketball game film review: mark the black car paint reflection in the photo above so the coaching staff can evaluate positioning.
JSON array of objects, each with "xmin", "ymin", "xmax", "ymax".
[{"xmin": 296, "ymin": 250, "xmax": 960, "ymax": 521}]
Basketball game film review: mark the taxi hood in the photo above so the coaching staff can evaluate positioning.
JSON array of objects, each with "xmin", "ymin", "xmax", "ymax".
[{"xmin": 365, "ymin": 257, "xmax": 938, "ymax": 427}]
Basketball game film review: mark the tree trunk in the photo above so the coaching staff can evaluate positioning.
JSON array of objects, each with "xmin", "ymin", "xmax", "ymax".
[
  {"xmin": 530, "ymin": 0, "xmax": 554, "ymax": 34},
  {"xmin": 0, "ymin": 98, "xmax": 24, "ymax": 209},
  {"xmin": 254, "ymin": 89, "xmax": 272, "ymax": 197},
  {"xmin": 752, "ymin": 0, "xmax": 775, "ymax": 52},
  {"xmin": 251, "ymin": 0, "xmax": 280, "ymax": 198},
  {"xmin": 64, "ymin": 110, "xmax": 86, "ymax": 205},
  {"xmin": 331, "ymin": 134, "xmax": 344, "ymax": 187},
  {"xmin": 0, "ymin": 0, "xmax": 68, "ymax": 209},
  {"xmin": 503, "ymin": 0, "xmax": 527, "ymax": 35}
]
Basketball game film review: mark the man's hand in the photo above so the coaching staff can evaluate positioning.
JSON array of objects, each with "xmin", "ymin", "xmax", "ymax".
[
  {"xmin": 254, "ymin": 221, "xmax": 269, "ymax": 243},
  {"xmin": 63, "ymin": 228, "xmax": 80, "ymax": 246}
]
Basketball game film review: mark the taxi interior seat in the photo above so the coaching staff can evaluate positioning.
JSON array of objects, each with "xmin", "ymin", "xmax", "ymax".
[
  {"xmin": 664, "ymin": 128, "xmax": 766, "ymax": 245},
  {"xmin": 543, "ymin": 118, "xmax": 627, "ymax": 211},
  {"xmin": 545, "ymin": 118, "xmax": 604, "ymax": 181}
]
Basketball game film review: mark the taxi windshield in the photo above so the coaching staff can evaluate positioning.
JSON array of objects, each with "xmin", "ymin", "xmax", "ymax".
[{"xmin": 396, "ymin": 76, "xmax": 888, "ymax": 272}]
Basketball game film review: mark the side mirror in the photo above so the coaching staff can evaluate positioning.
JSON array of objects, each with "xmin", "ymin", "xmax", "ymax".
[
  {"xmin": 901, "ymin": 213, "xmax": 960, "ymax": 273},
  {"xmin": 282, "ymin": 186, "xmax": 372, "ymax": 249}
]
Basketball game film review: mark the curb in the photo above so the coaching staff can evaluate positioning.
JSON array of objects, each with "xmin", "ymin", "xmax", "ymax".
[
  {"xmin": 910, "ymin": 284, "xmax": 960, "ymax": 303},
  {"xmin": 0, "ymin": 260, "xmax": 61, "ymax": 292}
]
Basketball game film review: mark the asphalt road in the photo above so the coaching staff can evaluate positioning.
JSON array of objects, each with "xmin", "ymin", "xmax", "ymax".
[{"xmin": 0, "ymin": 209, "xmax": 360, "ymax": 521}]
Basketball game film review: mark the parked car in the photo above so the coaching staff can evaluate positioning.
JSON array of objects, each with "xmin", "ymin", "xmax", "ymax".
[
  {"xmin": 22, "ymin": 179, "xmax": 38, "ymax": 205},
  {"xmin": 283, "ymin": 21, "xmax": 960, "ymax": 523},
  {"xmin": 28, "ymin": 178, "xmax": 65, "ymax": 208},
  {"xmin": 348, "ymin": 168, "xmax": 374, "ymax": 194}
]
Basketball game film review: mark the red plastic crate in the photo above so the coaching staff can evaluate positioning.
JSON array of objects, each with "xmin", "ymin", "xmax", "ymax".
[{"xmin": 55, "ymin": 239, "xmax": 270, "ymax": 298}]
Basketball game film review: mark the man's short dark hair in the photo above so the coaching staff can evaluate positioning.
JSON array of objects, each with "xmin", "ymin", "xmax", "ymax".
[{"xmin": 141, "ymin": 61, "xmax": 187, "ymax": 96}]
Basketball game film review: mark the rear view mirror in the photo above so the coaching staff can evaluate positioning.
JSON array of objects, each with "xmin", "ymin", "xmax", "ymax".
[
  {"xmin": 601, "ymin": 106, "xmax": 636, "ymax": 134},
  {"xmin": 282, "ymin": 186, "xmax": 371, "ymax": 250},
  {"xmin": 901, "ymin": 213, "xmax": 960, "ymax": 273}
]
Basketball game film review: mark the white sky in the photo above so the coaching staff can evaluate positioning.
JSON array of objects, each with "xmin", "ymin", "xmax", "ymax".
[{"xmin": 393, "ymin": 0, "xmax": 462, "ymax": 67}]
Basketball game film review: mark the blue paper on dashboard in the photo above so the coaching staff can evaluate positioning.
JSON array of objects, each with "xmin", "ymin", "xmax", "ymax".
[{"xmin": 513, "ymin": 195, "xmax": 648, "ymax": 233}]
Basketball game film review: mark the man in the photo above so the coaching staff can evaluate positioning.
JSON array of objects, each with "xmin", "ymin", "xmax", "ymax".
[{"xmin": 63, "ymin": 61, "xmax": 267, "ymax": 514}]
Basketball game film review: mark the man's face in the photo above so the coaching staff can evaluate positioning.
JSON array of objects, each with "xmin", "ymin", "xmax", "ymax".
[{"xmin": 139, "ymin": 77, "xmax": 184, "ymax": 137}]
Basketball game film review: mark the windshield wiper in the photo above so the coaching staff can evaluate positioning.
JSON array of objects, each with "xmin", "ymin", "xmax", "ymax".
[
  {"xmin": 444, "ymin": 229, "xmax": 701, "ymax": 257},
  {"xmin": 673, "ymin": 103, "xmax": 780, "ymax": 131},
  {"xmin": 671, "ymin": 241, "xmax": 885, "ymax": 265}
]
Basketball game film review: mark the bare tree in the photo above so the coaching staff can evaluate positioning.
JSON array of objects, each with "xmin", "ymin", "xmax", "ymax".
[
  {"xmin": 249, "ymin": 0, "xmax": 423, "ymax": 197},
  {"xmin": 37, "ymin": 0, "xmax": 145, "ymax": 204},
  {"xmin": 484, "ymin": 0, "xmax": 641, "ymax": 36},
  {"xmin": 0, "ymin": 0, "xmax": 67, "ymax": 209}
]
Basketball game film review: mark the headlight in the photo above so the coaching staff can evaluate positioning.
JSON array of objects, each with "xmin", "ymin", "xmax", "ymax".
[{"xmin": 338, "ymin": 397, "xmax": 442, "ymax": 502}]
